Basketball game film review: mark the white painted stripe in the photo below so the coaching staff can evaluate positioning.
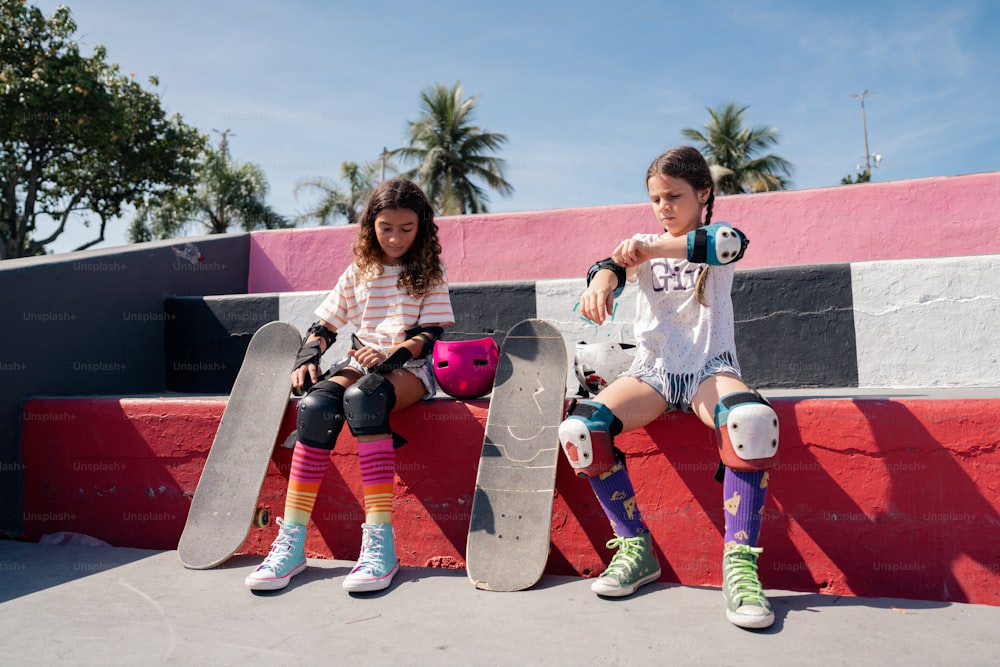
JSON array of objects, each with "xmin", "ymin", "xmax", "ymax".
[{"xmin": 852, "ymin": 255, "xmax": 1000, "ymax": 387}]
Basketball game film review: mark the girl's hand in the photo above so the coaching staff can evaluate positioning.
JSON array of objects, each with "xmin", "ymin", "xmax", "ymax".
[
  {"xmin": 349, "ymin": 346, "xmax": 389, "ymax": 370},
  {"xmin": 291, "ymin": 363, "xmax": 319, "ymax": 394},
  {"xmin": 579, "ymin": 277, "xmax": 616, "ymax": 326},
  {"xmin": 612, "ymin": 238, "xmax": 651, "ymax": 267}
]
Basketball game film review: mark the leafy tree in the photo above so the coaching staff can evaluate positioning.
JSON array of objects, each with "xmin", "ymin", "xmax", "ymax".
[
  {"xmin": 391, "ymin": 82, "xmax": 513, "ymax": 215},
  {"xmin": 294, "ymin": 159, "xmax": 382, "ymax": 225},
  {"xmin": 0, "ymin": 1, "xmax": 204, "ymax": 258},
  {"xmin": 682, "ymin": 103, "xmax": 793, "ymax": 195},
  {"xmin": 841, "ymin": 169, "xmax": 871, "ymax": 185},
  {"xmin": 129, "ymin": 143, "xmax": 286, "ymax": 242}
]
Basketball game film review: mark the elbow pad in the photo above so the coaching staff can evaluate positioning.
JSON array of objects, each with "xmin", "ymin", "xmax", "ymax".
[{"xmin": 686, "ymin": 222, "xmax": 749, "ymax": 266}]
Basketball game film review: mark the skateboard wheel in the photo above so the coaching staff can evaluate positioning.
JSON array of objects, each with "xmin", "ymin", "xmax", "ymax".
[{"xmin": 253, "ymin": 507, "xmax": 270, "ymax": 529}]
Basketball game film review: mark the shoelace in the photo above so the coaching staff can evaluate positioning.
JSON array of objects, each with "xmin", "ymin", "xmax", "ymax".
[
  {"xmin": 603, "ymin": 536, "xmax": 643, "ymax": 577},
  {"xmin": 724, "ymin": 546, "xmax": 768, "ymax": 606},
  {"xmin": 261, "ymin": 519, "xmax": 301, "ymax": 568},
  {"xmin": 355, "ymin": 526, "xmax": 387, "ymax": 570}
]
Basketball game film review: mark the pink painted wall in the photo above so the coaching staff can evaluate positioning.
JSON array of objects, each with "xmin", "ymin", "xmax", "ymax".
[{"xmin": 249, "ymin": 172, "xmax": 1000, "ymax": 292}]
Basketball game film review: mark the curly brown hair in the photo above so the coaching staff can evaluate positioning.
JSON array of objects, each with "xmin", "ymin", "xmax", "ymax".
[
  {"xmin": 352, "ymin": 178, "xmax": 445, "ymax": 297},
  {"xmin": 646, "ymin": 146, "xmax": 716, "ymax": 304}
]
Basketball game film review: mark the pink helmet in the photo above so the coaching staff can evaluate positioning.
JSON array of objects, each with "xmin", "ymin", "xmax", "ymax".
[{"xmin": 432, "ymin": 337, "xmax": 500, "ymax": 399}]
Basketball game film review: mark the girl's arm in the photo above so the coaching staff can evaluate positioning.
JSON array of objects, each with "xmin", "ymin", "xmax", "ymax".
[
  {"xmin": 292, "ymin": 320, "xmax": 338, "ymax": 391},
  {"xmin": 358, "ymin": 325, "xmax": 446, "ymax": 373},
  {"xmin": 612, "ymin": 234, "xmax": 688, "ymax": 267},
  {"xmin": 580, "ymin": 268, "xmax": 619, "ymax": 326},
  {"xmin": 615, "ymin": 223, "xmax": 749, "ymax": 268}
]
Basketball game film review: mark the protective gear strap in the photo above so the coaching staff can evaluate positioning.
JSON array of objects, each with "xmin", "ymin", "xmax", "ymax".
[
  {"xmin": 714, "ymin": 391, "xmax": 779, "ymax": 471},
  {"xmin": 558, "ymin": 399, "xmax": 623, "ymax": 478},
  {"xmin": 687, "ymin": 222, "xmax": 749, "ymax": 266},
  {"xmin": 296, "ymin": 380, "xmax": 346, "ymax": 450},
  {"xmin": 587, "ymin": 258, "xmax": 626, "ymax": 298},
  {"xmin": 307, "ymin": 321, "xmax": 337, "ymax": 349},
  {"xmin": 344, "ymin": 373, "xmax": 397, "ymax": 438}
]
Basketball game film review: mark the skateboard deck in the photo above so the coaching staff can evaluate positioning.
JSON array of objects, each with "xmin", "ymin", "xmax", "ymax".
[
  {"xmin": 178, "ymin": 320, "xmax": 301, "ymax": 569},
  {"xmin": 466, "ymin": 318, "xmax": 567, "ymax": 591}
]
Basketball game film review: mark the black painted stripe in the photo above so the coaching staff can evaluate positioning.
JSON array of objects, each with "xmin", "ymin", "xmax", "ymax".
[{"xmin": 732, "ymin": 264, "xmax": 858, "ymax": 389}]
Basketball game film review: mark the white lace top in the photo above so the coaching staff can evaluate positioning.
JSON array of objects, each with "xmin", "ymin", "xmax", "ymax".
[{"xmin": 625, "ymin": 232, "xmax": 741, "ymax": 403}]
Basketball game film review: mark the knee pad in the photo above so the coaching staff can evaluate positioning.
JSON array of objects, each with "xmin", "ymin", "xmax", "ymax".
[
  {"xmin": 296, "ymin": 380, "xmax": 346, "ymax": 450},
  {"xmin": 343, "ymin": 373, "xmax": 396, "ymax": 437},
  {"xmin": 714, "ymin": 391, "xmax": 779, "ymax": 471},
  {"xmin": 558, "ymin": 399, "xmax": 623, "ymax": 478}
]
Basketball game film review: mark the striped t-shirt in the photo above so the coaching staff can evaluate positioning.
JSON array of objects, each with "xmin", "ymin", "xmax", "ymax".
[{"xmin": 315, "ymin": 263, "xmax": 455, "ymax": 349}]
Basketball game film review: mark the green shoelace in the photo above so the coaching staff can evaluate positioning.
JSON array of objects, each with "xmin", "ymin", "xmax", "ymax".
[{"xmin": 724, "ymin": 545, "xmax": 768, "ymax": 606}]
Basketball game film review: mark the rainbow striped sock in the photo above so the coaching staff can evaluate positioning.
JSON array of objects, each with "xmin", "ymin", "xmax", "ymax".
[
  {"xmin": 283, "ymin": 441, "xmax": 331, "ymax": 526},
  {"xmin": 358, "ymin": 438, "xmax": 394, "ymax": 524}
]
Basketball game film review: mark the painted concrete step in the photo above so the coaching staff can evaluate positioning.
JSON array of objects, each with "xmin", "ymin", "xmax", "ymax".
[
  {"xmin": 19, "ymin": 389, "xmax": 1000, "ymax": 607},
  {"xmin": 164, "ymin": 255, "xmax": 1000, "ymax": 395}
]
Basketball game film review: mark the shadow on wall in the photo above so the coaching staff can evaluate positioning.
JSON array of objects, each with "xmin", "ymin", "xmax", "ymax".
[{"xmin": 771, "ymin": 399, "xmax": 1000, "ymax": 604}]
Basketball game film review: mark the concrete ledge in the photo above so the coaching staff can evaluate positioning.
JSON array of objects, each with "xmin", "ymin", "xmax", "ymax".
[{"xmin": 20, "ymin": 390, "xmax": 1000, "ymax": 606}]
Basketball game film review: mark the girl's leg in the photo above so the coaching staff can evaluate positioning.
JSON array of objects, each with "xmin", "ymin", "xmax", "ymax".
[
  {"xmin": 343, "ymin": 369, "xmax": 425, "ymax": 592},
  {"xmin": 355, "ymin": 368, "xmax": 426, "ymax": 524},
  {"xmin": 584, "ymin": 377, "xmax": 668, "ymax": 537},
  {"xmin": 246, "ymin": 374, "xmax": 356, "ymax": 591},
  {"xmin": 575, "ymin": 377, "xmax": 667, "ymax": 596},
  {"xmin": 692, "ymin": 373, "xmax": 775, "ymax": 629},
  {"xmin": 691, "ymin": 374, "xmax": 770, "ymax": 549}
]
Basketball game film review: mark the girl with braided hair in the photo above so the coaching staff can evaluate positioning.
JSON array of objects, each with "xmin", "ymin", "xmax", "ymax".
[{"xmin": 559, "ymin": 146, "xmax": 779, "ymax": 629}]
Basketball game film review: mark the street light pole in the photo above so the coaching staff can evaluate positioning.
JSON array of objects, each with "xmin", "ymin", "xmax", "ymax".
[
  {"xmin": 849, "ymin": 90, "xmax": 874, "ymax": 174},
  {"xmin": 212, "ymin": 128, "xmax": 235, "ymax": 165}
]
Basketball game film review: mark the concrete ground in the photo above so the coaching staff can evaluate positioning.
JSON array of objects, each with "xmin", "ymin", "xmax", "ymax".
[{"xmin": 0, "ymin": 541, "xmax": 996, "ymax": 666}]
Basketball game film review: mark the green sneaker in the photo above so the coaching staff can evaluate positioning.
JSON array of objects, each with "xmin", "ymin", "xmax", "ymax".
[
  {"xmin": 722, "ymin": 545, "xmax": 774, "ymax": 629},
  {"xmin": 591, "ymin": 533, "xmax": 661, "ymax": 597}
]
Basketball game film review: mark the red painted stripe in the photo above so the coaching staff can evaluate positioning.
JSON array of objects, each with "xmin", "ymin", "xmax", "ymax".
[{"xmin": 19, "ymin": 395, "xmax": 1000, "ymax": 606}]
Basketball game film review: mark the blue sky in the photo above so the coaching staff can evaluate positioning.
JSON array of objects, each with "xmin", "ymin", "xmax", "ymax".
[{"xmin": 32, "ymin": 0, "xmax": 1000, "ymax": 254}]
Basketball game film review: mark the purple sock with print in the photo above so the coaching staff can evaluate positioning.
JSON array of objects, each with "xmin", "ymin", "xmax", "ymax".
[
  {"xmin": 722, "ymin": 468, "xmax": 769, "ymax": 548},
  {"xmin": 588, "ymin": 462, "xmax": 647, "ymax": 537}
]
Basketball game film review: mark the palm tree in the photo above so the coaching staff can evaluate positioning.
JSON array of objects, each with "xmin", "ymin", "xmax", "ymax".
[
  {"xmin": 295, "ymin": 160, "xmax": 382, "ymax": 225},
  {"xmin": 129, "ymin": 144, "xmax": 286, "ymax": 241},
  {"xmin": 682, "ymin": 103, "xmax": 793, "ymax": 194},
  {"xmin": 391, "ymin": 82, "xmax": 513, "ymax": 215}
]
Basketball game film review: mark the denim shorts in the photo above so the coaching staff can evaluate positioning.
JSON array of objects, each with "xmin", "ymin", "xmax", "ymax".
[{"xmin": 628, "ymin": 352, "xmax": 740, "ymax": 413}]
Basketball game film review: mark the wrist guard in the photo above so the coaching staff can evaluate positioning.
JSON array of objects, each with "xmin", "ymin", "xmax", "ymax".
[
  {"xmin": 294, "ymin": 338, "xmax": 324, "ymax": 372},
  {"xmin": 404, "ymin": 325, "xmax": 445, "ymax": 358},
  {"xmin": 371, "ymin": 347, "xmax": 414, "ymax": 374},
  {"xmin": 587, "ymin": 258, "xmax": 626, "ymax": 298},
  {"xmin": 307, "ymin": 321, "xmax": 337, "ymax": 349}
]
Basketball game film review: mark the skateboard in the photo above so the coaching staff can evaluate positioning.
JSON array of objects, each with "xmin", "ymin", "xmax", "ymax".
[
  {"xmin": 466, "ymin": 318, "xmax": 568, "ymax": 591},
  {"xmin": 178, "ymin": 320, "xmax": 302, "ymax": 569}
]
